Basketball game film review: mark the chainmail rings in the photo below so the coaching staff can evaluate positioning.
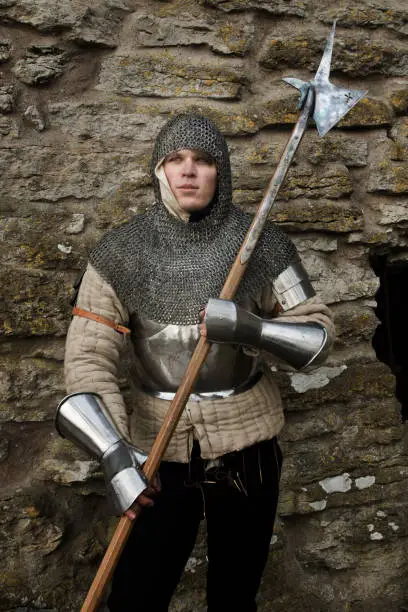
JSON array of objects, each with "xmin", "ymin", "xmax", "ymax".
[{"xmin": 89, "ymin": 114, "xmax": 299, "ymax": 324}]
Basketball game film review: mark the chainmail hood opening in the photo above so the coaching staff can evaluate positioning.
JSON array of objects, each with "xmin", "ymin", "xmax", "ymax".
[
  {"xmin": 151, "ymin": 113, "xmax": 232, "ymax": 229},
  {"xmin": 89, "ymin": 113, "xmax": 299, "ymax": 324}
]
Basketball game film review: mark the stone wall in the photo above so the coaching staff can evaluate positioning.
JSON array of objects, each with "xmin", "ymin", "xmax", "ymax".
[{"xmin": 1, "ymin": 1, "xmax": 408, "ymax": 610}]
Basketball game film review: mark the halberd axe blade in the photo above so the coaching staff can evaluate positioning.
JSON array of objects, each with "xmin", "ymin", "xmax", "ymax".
[{"xmin": 283, "ymin": 21, "xmax": 368, "ymax": 137}]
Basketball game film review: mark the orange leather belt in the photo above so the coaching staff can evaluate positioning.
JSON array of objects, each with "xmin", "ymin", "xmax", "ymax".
[{"xmin": 72, "ymin": 307, "xmax": 131, "ymax": 335}]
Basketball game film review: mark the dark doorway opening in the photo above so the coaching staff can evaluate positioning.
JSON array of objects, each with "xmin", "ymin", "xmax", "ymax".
[{"xmin": 371, "ymin": 253, "xmax": 408, "ymax": 422}]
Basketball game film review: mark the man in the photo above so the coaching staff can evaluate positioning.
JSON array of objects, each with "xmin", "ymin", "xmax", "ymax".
[{"xmin": 64, "ymin": 113, "xmax": 335, "ymax": 611}]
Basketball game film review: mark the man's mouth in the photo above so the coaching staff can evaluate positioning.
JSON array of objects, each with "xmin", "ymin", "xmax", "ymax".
[{"xmin": 178, "ymin": 184, "xmax": 198, "ymax": 190}]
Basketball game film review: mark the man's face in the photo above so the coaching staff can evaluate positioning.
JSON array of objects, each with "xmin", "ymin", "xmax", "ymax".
[{"xmin": 163, "ymin": 149, "xmax": 217, "ymax": 213}]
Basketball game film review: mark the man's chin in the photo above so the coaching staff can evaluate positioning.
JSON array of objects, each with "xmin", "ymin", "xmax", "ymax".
[{"xmin": 178, "ymin": 201, "xmax": 210, "ymax": 213}]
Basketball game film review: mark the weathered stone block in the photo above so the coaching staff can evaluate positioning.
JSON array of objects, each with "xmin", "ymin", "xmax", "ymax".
[
  {"xmin": 230, "ymin": 136, "xmax": 286, "ymax": 187},
  {"xmin": 319, "ymin": 6, "xmax": 408, "ymax": 37},
  {"xmin": 0, "ymin": 0, "xmax": 78, "ymax": 30},
  {"xmin": 65, "ymin": 213, "xmax": 85, "ymax": 234},
  {"xmin": 48, "ymin": 99, "xmax": 264, "ymax": 139},
  {"xmin": 69, "ymin": 6, "xmax": 128, "ymax": 49},
  {"xmin": 282, "ymin": 405, "xmax": 344, "ymax": 442},
  {"xmin": 279, "ymin": 162, "xmax": 352, "ymax": 200},
  {"xmin": 286, "ymin": 365, "xmax": 349, "ymax": 395},
  {"xmin": 390, "ymin": 86, "xmax": 408, "ymax": 114},
  {"xmin": 233, "ymin": 187, "xmax": 263, "ymax": 208},
  {"xmin": 301, "ymin": 133, "xmax": 368, "ymax": 167},
  {"xmin": 97, "ymin": 52, "xmax": 245, "ymax": 99},
  {"xmin": 368, "ymin": 159, "xmax": 408, "ymax": 194},
  {"xmin": 0, "ymin": 484, "xmax": 110, "ymax": 611},
  {"xmin": 271, "ymin": 198, "xmax": 363, "ymax": 232},
  {"xmin": 0, "ymin": 83, "xmax": 15, "ymax": 113},
  {"xmin": 280, "ymin": 437, "xmax": 406, "ymax": 506},
  {"xmin": 293, "ymin": 234, "xmax": 338, "ymax": 253},
  {"xmin": 338, "ymin": 97, "xmax": 393, "ymax": 128},
  {"xmin": 376, "ymin": 201, "xmax": 408, "ymax": 225},
  {"xmin": 259, "ymin": 34, "xmax": 320, "ymax": 71},
  {"xmin": 0, "ymin": 0, "xmax": 77, "ymax": 30},
  {"xmin": 204, "ymin": 0, "xmax": 307, "ymax": 17},
  {"xmin": 281, "ymin": 362, "xmax": 395, "ymax": 411},
  {"xmin": 332, "ymin": 38, "xmax": 408, "ymax": 77},
  {"xmin": 1, "ymin": 268, "xmax": 71, "ymax": 337},
  {"xmin": 94, "ymin": 185, "xmax": 153, "ymax": 229},
  {"xmin": 0, "ymin": 437, "xmax": 9, "ymax": 462},
  {"xmin": 290, "ymin": 505, "xmax": 407, "ymax": 584},
  {"xmin": 346, "ymin": 398, "xmax": 401, "ymax": 430},
  {"xmin": 312, "ymin": 251, "xmax": 379, "ymax": 303},
  {"xmin": 0, "ymin": 38, "xmax": 11, "ymax": 61},
  {"xmin": 129, "ymin": 12, "xmax": 254, "ymax": 56},
  {"xmin": 46, "ymin": 97, "xmax": 256, "ymax": 149},
  {"xmin": 12, "ymin": 45, "xmax": 66, "ymax": 85},
  {"xmin": 234, "ymin": 162, "xmax": 353, "ymax": 205},
  {"xmin": 39, "ymin": 437, "xmax": 100, "ymax": 485},
  {"xmin": 0, "ymin": 145, "xmax": 150, "ymax": 202},
  {"xmin": 0, "ymin": 0, "xmax": 130, "ymax": 46},
  {"xmin": 390, "ymin": 117, "xmax": 408, "ymax": 153},
  {"xmin": 195, "ymin": 105, "xmax": 259, "ymax": 135},
  {"xmin": 331, "ymin": 301, "xmax": 378, "ymax": 347},
  {"xmin": 23, "ymin": 105, "xmax": 45, "ymax": 131},
  {"xmin": 0, "ymin": 214, "xmax": 91, "ymax": 270},
  {"xmin": 48, "ymin": 100, "xmax": 169, "ymax": 143},
  {"xmin": 0, "ymin": 115, "xmax": 19, "ymax": 136},
  {"xmin": 0, "ymin": 355, "xmax": 64, "ymax": 421},
  {"xmin": 260, "ymin": 34, "xmax": 408, "ymax": 77},
  {"xmin": 258, "ymin": 92, "xmax": 299, "ymax": 127}
]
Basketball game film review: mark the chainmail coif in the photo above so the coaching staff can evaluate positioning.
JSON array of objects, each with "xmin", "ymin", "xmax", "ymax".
[{"xmin": 89, "ymin": 113, "xmax": 299, "ymax": 325}]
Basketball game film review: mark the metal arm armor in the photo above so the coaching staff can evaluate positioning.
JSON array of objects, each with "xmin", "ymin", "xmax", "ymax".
[
  {"xmin": 272, "ymin": 261, "xmax": 316, "ymax": 311},
  {"xmin": 204, "ymin": 299, "xmax": 329, "ymax": 370},
  {"xmin": 56, "ymin": 393, "xmax": 148, "ymax": 514}
]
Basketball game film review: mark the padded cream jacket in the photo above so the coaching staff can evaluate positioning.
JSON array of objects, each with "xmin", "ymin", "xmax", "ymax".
[{"xmin": 64, "ymin": 263, "xmax": 335, "ymax": 462}]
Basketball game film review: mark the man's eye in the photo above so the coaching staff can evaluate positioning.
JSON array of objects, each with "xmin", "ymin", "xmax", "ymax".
[{"xmin": 196, "ymin": 155, "xmax": 214, "ymax": 165}]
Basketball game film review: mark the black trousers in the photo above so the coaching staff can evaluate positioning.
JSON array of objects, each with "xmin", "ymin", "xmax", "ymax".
[{"xmin": 107, "ymin": 437, "xmax": 282, "ymax": 612}]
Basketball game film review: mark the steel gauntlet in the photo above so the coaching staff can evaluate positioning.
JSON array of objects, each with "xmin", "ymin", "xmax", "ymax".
[
  {"xmin": 56, "ymin": 393, "xmax": 148, "ymax": 514},
  {"xmin": 204, "ymin": 298, "xmax": 329, "ymax": 370}
]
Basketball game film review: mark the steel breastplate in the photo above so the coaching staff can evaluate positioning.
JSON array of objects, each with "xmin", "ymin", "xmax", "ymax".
[{"xmin": 129, "ymin": 310, "xmax": 259, "ymax": 393}]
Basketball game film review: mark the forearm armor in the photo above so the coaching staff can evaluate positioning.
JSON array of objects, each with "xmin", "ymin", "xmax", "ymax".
[
  {"xmin": 56, "ymin": 393, "xmax": 148, "ymax": 514},
  {"xmin": 204, "ymin": 299, "xmax": 329, "ymax": 370}
]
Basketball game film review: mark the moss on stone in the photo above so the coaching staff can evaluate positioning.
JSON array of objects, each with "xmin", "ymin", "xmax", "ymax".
[
  {"xmin": 216, "ymin": 22, "xmax": 250, "ymax": 55},
  {"xmin": 271, "ymin": 199, "xmax": 363, "ymax": 233},
  {"xmin": 390, "ymin": 88, "xmax": 408, "ymax": 114},
  {"xmin": 368, "ymin": 158, "xmax": 408, "ymax": 194},
  {"xmin": 0, "ymin": 268, "xmax": 70, "ymax": 337},
  {"xmin": 320, "ymin": 5, "xmax": 406, "ymax": 30},
  {"xmin": 259, "ymin": 35, "xmax": 315, "ymax": 69},
  {"xmin": 102, "ymin": 52, "xmax": 244, "ymax": 99},
  {"xmin": 259, "ymin": 94, "xmax": 299, "ymax": 127},
  {"xmin": 339, "ymin": 97, "xmax": 393, "ymax": 128}
]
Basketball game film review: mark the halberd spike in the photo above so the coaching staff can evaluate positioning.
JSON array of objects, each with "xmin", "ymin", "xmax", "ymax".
[{"xmin": 314, "ymin": 20, "xmax": 336, "ymax": 84}]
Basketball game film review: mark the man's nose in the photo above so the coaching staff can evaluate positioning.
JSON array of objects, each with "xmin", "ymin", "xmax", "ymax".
[{"xmin": 181, "ymin": 159, "xmax": 196, "ymax": 176}]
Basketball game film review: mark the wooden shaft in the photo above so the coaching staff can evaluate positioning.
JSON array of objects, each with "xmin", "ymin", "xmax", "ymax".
[
  {"xmin": 81, "ymin": 515, "xmax": 136, "ymax": 612},
  {"xmin": 81, "ymin": 90, "xmax": 315, "ymax": 612},
  {"xmin": 81, "ymin": 338, "xmax": 213, "ymax": 612}
]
